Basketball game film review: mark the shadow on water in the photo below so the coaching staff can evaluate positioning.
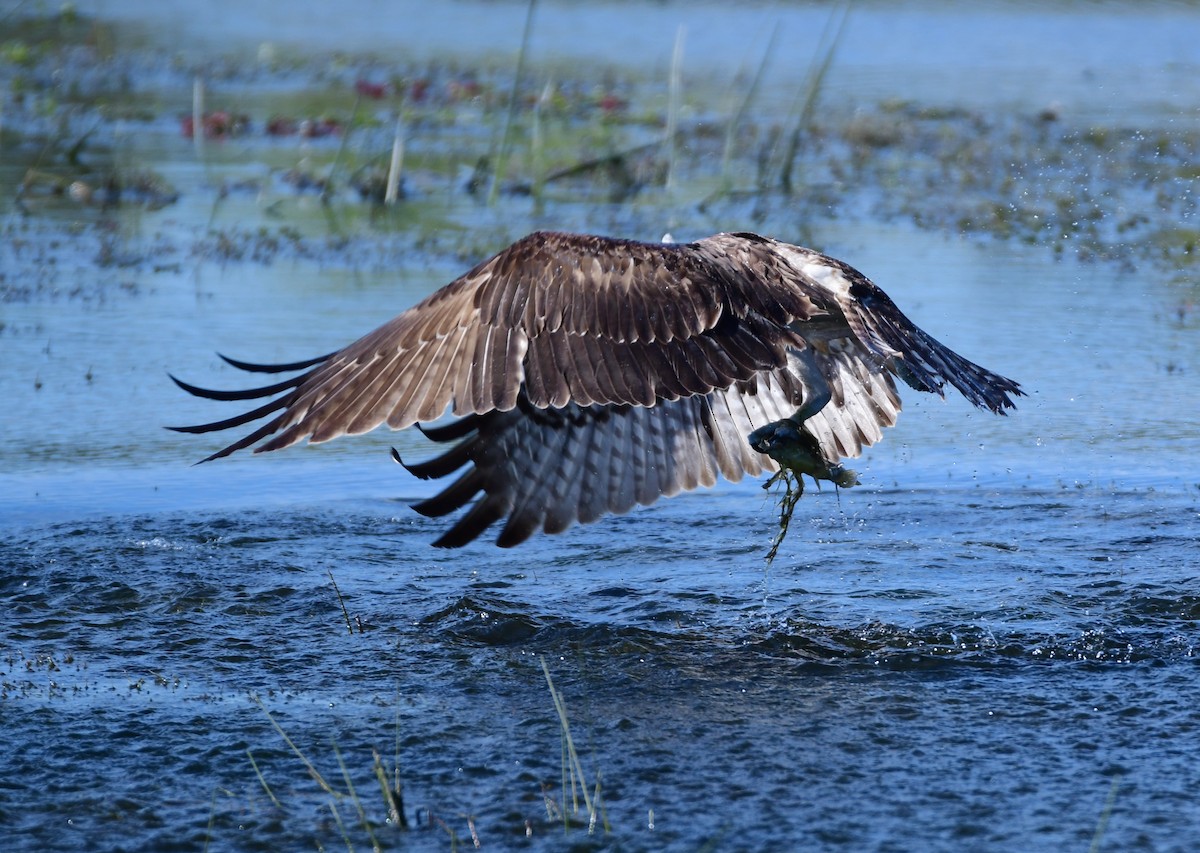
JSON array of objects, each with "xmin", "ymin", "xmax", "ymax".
[{"xmin": 3, "ymin": 1, "xmax": 1200, "ymax": 851}]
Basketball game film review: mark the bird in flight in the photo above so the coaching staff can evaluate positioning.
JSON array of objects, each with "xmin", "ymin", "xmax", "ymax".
[{"xmin": 171, "ymin": 230, "xmax": 1022, "ymax": 548}]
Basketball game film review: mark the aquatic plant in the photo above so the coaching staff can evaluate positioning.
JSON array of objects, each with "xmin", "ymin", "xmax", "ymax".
[{"xmin": 541, "ymin": 657, "xmax": 609, "ymax": 835}]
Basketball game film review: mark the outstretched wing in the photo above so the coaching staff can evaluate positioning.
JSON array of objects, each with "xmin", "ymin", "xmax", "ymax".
[
  {"xmin": 171, "ymin": 229, "xmax": 1022, "ymax": 547},
  {"xmin": 170, "ymin": 231, "xmax": 823, "ymax": 462},
  {"xmin": 397, "ymin": 347, "xmax": 903, "ymax": 548}
]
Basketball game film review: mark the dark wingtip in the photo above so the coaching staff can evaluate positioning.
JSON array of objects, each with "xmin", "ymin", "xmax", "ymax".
[
  {"xmin": 401, "ymin": 440, "xmax": 475, "ymax": 481},
  {"xmin": 167, "ymin": 354, "xmax": 324, "ymax": 460},
  {"xmin": 162, "ymin": 395, "xmax": 292, "ymax": 436},
  {"xmin": 165, "ymin": 422, "xmax": 211, "ymax": 435},
  {"xmin": 417, "ymin": 415, "xmax": 482, "ymax": 442},
  {"xmin": 410, "ymin": 470, "xmax": 476, "ymax": 518},
  {"xmin": 495, "ymin": 517, "xmax": 537, "ymax": 548},
  {"xmin": 218, "ymin": 351, "xmax": 335, "ymax": 374},
  {"xmin": 169, "ymin": 371, "xmax": 308, "ymax": 402},
  {"xmin": 986, "ymin": 377, "xmax": 1025, "ymax": 415},
  {"xmin": 428, "ymin": 498, "xmax": 506, "ymax": 548}
]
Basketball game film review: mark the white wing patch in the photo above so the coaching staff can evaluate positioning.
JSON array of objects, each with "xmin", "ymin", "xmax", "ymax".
[
  {"xmin": 799, "ymin": 261, "xmax": 853, "ymax": 298},
  {"xmin": 772, "ymin": 242, "xmax": 854, "ymax": 297}
]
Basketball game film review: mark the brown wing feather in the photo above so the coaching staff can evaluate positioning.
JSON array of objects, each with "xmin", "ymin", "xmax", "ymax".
[{"xmin": 173, "ymin": 231, "xmax": 824, "ymax": 460}]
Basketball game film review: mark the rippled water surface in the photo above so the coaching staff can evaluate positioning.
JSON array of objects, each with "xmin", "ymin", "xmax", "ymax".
[
  {"xmin": 4, "ymin": 2, "xmax": 1200, "ymax": 851},
  {"xmin": 4, "ymin": 486, "xmax": 1199, "ymax": 850}
]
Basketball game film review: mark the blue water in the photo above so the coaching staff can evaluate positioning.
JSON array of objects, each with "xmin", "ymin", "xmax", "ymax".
[
  {"xmin": 4, "ymin": 485, "xmax": 1198, "ymax": 850},
  {"xmin": 4, "ymin": 2, "xmax": 1200, "ymax": 851},
  {"xmin": 75, "ymin": 0, "xmax": 1200, "ymax": 125}
]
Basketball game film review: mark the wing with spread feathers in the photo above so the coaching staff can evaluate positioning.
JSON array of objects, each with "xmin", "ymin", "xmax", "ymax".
[{"xmin": 171, "ymin": 230, "xmax": 1021, "ymax": 546}]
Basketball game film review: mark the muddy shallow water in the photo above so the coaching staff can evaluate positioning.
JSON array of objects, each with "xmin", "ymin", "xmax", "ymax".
[{"xmin": 3, "ymin": 2, "xmax": 1200, "ymax": 851}]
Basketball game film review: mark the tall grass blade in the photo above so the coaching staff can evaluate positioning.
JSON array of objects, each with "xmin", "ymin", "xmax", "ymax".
[
  {"xmin": 385, "ymin": 117, "xmax": 404, "ymax": 205},
  {"xmin": 389, "ymin": 690, "xmax": 408, "ymax": 827},
  {"xmin": 664, "ymin": 24, "xmax": 687, "ymax": 192},
  {"xmin": 192, "ymin": 77, "xmax": 204, "ymax": 159},
  {"xmin": 559, "ymin": 727, "xmax": 570, "ymax": 829},
  {"xmin": 776, "ymin": 0, "xmax": 851, "ymax": 194},
  {"xmin": 718, "ymin": 21, "xmax": 781, "ymax": 196},
  {"xmin": 328, "ymin": 569, "xmax": 354, "ymax": 635},
  {"xmin": 540, "ymin": 656, "xmax": 593, "ymax": 818},
  {"xmin": 322, "ymin": 94, "xmax": 361, "ymax": 207},
  {"xmin": 432, "ymin": 814, "xmax": 460, "ymax": 850},
  {"xmin": 1089, "ymin": 777, "xmax": 1120, "ymax": 853},
  {"xmin": 372, "ymin": 749, "xmax": 405, "ymax": 828},
  {"xmin": 333, "ymin": 740, "xmax": 381, "ymax": 851},
  {"xmin": 328, "ymin": 799, "xmax": 354, "ymax": 853},
  {"xmin": 488, "ymin": 0, "xmax": 539, "ymax": 205},
  {"xmin": 252, "ymin": 693, "xmax": 340, "ymax": 797},
  {"xmin": 247, "ymin": 748, "xmax": 284, "ymax": 810},
  {"xmin": 203, "ymin": 787, "xmax": 218, "ymax": 853},
  {"xmin": 531, "ymin": 80, "xmax": 553, "ymax": 211}
]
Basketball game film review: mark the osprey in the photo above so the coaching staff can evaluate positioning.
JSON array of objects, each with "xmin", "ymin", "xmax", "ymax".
[{"xmin": 171, "ymin": 231, "xmax": 1022, "ymax": 547}]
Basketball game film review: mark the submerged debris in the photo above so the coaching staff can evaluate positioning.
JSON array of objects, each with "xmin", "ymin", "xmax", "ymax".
[{"xmin": 16, "ymin": 168, "xmax": 179, "ymax": 211}]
